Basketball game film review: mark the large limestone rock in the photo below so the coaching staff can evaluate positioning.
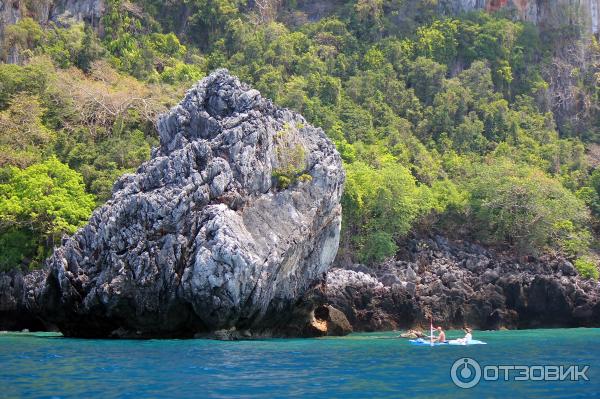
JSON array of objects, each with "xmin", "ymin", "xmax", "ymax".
[{"xmin": 37, "ymin": 70, "xmax": 344, "ymax": 338}]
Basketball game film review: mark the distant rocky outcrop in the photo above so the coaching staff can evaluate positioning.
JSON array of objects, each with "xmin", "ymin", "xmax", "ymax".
[
  {"xmin": 292, "ymin": 0, "xmax": 600, "ymax": 35},
  {"xmin": 0, "ymin": 0, "xmax": 104, "ymax": 27},
  {"xmin": 326, "ymin": 236, "xmax": 600, "ymax": 331},
  {"xmin": 32, "ymin": 70, "xmax": 344, "ymax": 338},
  {"xmin": 0, "ymin": 0, "xmax": 105, "ymax": 62},
  {"xmin": 448, "ymin": 0, "xmax": 600, "ymax": 35}
]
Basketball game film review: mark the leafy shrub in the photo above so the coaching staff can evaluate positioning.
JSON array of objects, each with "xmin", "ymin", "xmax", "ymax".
[
  {"xmin": 342, "ymin": 160, "xmax": 431, "ymax": 264},
  {"xmin": 463, "ymin": 158, "xmax": 590, "ymax": 255},
  {"xmin": 0, "ymin": 158, "xmax": 95, "ymax": 270},
  {"xmin": 358, "ymin": 231, "xmax": 398, "ymax": 264},
  {"xmin": 272, "ymin": 123, "xmax": 307, "ymax": 189},
  {"xmin": 574, "ymin": 257, "xmax": 599, "ymax": 280}
]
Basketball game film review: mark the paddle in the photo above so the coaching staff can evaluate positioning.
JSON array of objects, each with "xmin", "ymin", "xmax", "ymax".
[{"xmin": 430, "ymin": 317, "xmax": 434, "ymax": 347}]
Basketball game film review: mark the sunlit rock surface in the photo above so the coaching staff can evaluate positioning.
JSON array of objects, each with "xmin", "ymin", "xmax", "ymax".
[{"xmin": 37, "ymin": 70, "xmax": 345, "ymax": 338}]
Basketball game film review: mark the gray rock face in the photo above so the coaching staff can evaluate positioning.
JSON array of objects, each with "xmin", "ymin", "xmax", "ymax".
[
  {"xmin": 1, "ymin": 0, "xmax": 104, "ymax": 63},
  {"xmin": 0, "ymin": 1, "xmax": 21, "ymax": 29},
  {"xmin": 444, "ymin": 0, "xmax": 600, "ymax": 35},
  {"xmin": 0, "ymin": 0, "xmax": 104, "ymax": 26},
  {"xmin": 51, "ymin": 0, "xmax": 105, "ymax": 25},
  {"xmin": 37, "ymin": 70, "xmax": 344, "ymax": 338},
  {"xmin": 294, "ymin": 0, "xmax": 600, "ymax": 35},
  {"xmin": 0, "ymin": 269, "xmax": 49, "ymax": 331},
  {"xmin": 327, "ymin": 236, "xmax": 600, "ymax": 331},
  {"xmin": 0, "ymin": 0, "xmax": 23, "ymax": 62}
]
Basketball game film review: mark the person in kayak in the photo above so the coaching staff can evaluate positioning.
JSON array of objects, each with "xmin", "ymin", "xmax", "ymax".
[
  {"xmin": 456, "ymin": 327, "xmax": 472, "ymax": 344},
  {"xmin": 432, "ymin": 326, "xmax": 446, "ymax": 343}
]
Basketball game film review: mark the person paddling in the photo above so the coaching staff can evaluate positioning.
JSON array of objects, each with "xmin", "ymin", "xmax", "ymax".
[{"xmin": 432, "ymin": 326, "xmax": 446, "ymax": 343}]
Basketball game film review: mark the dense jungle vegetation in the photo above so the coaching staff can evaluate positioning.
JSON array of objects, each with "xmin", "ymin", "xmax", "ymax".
[{"xmin": 0, "ymin": 0, "xmax": 599, "ymax": 279}]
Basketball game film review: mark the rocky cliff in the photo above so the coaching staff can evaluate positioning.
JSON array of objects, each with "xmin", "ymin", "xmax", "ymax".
[
  {"xmin": 0, "ymin": 0, "xmax": 104, "ymax": 26},
  {"xmin": 292, "ymin": 0, "xmax": 600, "ymax": 35},
  {"xmin": 326, "ymin": 236, "xmax": 600, "ymax": 331},
  {"xmin": 446, "ymin": 0, "xmax": 600, "ymax": 34},
  {"xmin": 0, "ymin": 0, "xmax": 104, "ymax": 62},
  {"xmin": 0, "ymin": 269, "xmax": 49, "ymax": 331},
  {"xmin": 30, "ymin": 70, "xmax": 345, "ymax": 338}
]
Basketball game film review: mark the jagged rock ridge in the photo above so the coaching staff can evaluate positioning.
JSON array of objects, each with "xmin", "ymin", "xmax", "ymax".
[
  {"xmin": 327, "ymin": 236, "xmax": 600, "ymax": 331},
  {"xmin": 35, "ymin": 69, "xmax": 345, "ymax": 338},
  {"xmin": 0, "ymin": 269, "xmax": 48, "ymax": 331}
]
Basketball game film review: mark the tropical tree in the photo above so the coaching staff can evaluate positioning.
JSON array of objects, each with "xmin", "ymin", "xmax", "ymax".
[{"xmin": 0, "ymin": 158, "xmax": 95, "ymax": 270}]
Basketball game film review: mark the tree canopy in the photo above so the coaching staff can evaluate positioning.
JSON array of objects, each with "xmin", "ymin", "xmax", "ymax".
[{"xmin": 0, "ymin": 157, "xmax": 95, "ymax": 270}]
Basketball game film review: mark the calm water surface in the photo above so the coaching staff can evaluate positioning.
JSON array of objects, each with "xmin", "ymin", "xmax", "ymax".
[{"xmin": 1, "ymin": 329, "xmax": 599, "ymax": 398}]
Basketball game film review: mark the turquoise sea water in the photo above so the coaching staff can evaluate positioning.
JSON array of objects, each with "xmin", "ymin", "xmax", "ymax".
[{"xmin": 0, "ymin": 329, "xmax": 598, "ymax": 398}]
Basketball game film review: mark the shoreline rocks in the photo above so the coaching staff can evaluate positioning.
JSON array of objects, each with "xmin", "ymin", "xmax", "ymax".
[
  {"xmin": 326, "ymin": 236, "xmax": 600, "ymax": 331},
  {"xmin": 4, "ymin": 231, "xmax": 600, "ymax": 336},
  {"xmin": 0, "ymin": 269, "xmax": 52, "ymax": 332},
  {"xmin": 399, "ymin": 329, "xmax": 426, "ymax": 339}
]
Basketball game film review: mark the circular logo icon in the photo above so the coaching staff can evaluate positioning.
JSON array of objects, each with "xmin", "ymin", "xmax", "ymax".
[{"xmin": 451, "ymin": 357, "xmax": 482, "ymax": 389}]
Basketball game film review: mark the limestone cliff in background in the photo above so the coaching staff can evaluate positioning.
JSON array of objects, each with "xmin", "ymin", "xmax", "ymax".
[
  {"xmin": 0, "ymin": 0, "xmax": 104, "ymax": 55},
  {"xmin": 0, "ymin": 0, "xmax": 104, "ymax": 26},
  {"xmin": 2, "ymin": 0, "xmax": 599, "ymax": 36},
  {"xmin": 34, "ymin": 70, "xmax": 345, "ymax": 338},
  {"xmin": 448, "ymin": 0, "xmax": 599, "ymax": 34},
  {"xmin": 291, "ymin": 0, "xmax": 600, "ymax": 35},
  {"xmin": 1, "ymin": 0, "xmax": 598, "ymax": 63}
]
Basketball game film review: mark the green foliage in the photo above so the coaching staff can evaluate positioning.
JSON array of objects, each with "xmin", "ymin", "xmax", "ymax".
[
  {"xmin": 0, "ymin": 58, "xmax": 54, "ymax": 109},
  {"xmin": 0, "ymin": 228, "xmax": 37, "ymax": 272},
  {"xmin": 463, "ymin": 159, "xmax": 590, "ymax": 254},
  {"xmin": 0, "ymin": 54, "xmax": 164, "ymax": 236},
  {"xmin": 4, "ymin": 17, "xmax": 44, "ymax": 52},
  {"xmin": 574, "ymin": 257, "xmax": 599, "ymax": 280},
  {"xmin": 407, "ymin": 57, "xmax": 447, "ymax": 105},
  {"xmin": 359, "ymin": 231, "xmax": 398, "ymax": 264},
  {"xmin": 159, "ymin": 62, "xmax": 205, "ymax": 84},
  {"xmin": 56, "ymin": 128, "xmax": 155, "ymax": 202},
  {"xmin": 272, "ymin": 123, "xmax": 308, "ymax": 189},
  {"xmin": 415, "ymin": 19, "xmax": 459, "ymax": 65},
  {"xmin": 1, "ymin": 5, "xmax": 600, "ymax": 267},
  {"xmin": 579, "ymin": 169, "xmax": 600, "ymax": 218},
  {"xmin": 100, "ymin": 0, "xmax": 201, "ymax": 79},
  {"xmin": 342, "ymin": 160, "xmax": 431, "ymax": 264},
  {"xmin": 2, "ymin": 18, "xmax": 105, "ymax": 70},
  {"xmin": 0, "ymin": 158, "xmax": 95, "ymax": 270},
  {"xmin": 0, "ymin": 93, "xmax": 55, "ymax": 168},
  {"xmin": 77, "ymin": 25, "xmax": 106, "ymax": 72}
]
